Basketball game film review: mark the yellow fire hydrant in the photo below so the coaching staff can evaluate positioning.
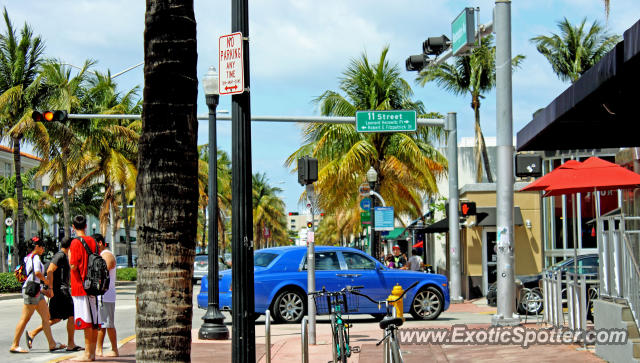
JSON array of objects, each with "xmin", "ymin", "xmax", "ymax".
[{"xmin": 388, "ymin": 283, "xmax": 405, "ymax": 321}]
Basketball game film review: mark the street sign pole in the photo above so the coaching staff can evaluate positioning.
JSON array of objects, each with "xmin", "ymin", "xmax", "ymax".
[
  {"xmin": 492, "ymin": 0, "xmax": 519, "ymax": 327},
  {"xmin": 305, "ymin": 184, "xmax": 316, "ymax": 345},
  {"xmin": 230, "ymin": 0, "xmax": 255, "ymax": 361},
  {"xmin": 446, "ymin": 112, "xmax": 463, "ymax": 304}
]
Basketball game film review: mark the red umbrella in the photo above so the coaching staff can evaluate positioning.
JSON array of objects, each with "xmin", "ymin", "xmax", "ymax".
[
  {"xmin": 543, "ymin": 157, "xmax": 640, "ymax": 196},
  {"xmin": 520, "ymin": 159, "xmax": 582, "ymax": 192}
]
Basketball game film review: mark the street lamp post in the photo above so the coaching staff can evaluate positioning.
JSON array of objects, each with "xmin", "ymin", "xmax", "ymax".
[
  {"xmin": 367, "ymin": 167, "xmax": 378, "ymax": 260},
  {"xmin": 198, "ymin": 66, "xmax": 229, "ymax": 340}
]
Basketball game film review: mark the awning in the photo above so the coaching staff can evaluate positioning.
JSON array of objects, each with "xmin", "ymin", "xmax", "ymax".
[
  {"xmin": 383, "ymin": 227, "xmax": 408, "ymax": 240},
  {"xmin": 414, "ymin": 218, "xmax": 450, "ymax": 234},
  {"xmin": 476, "ymin": 207, "xmax": 524, "ymax": 227},
  {"xmin": 517, "ymin": 19, "xmax": 640, "ymax": 151}
]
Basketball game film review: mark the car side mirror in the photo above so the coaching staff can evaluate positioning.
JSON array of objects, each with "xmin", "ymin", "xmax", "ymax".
[{"xmin": 376, "ymin": 262, "xmax": 383, "ymax": 271}]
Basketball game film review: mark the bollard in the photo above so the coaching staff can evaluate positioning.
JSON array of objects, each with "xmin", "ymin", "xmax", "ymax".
[
  {"xmin": 301, "ymin": 316, "xmax": 309, "ymax": 363},
  {"xmin": 265, "ymin": 310, "xmax": 271, "ymax": 363}
]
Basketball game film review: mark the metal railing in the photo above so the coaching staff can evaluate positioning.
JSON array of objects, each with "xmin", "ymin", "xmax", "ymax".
[
  {"xmin": 542, "ymin": 269, "xmax": 564, "ymax": 327},
  {"xmin": 599, "ymin": 215, "xmax": 640, "ymax": 330},
  {"xmin": 566, "ymin": 272, "xmax": 587, "ymax": 331}
]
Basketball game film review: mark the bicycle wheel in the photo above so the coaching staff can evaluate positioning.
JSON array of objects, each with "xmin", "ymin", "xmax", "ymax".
[
  {"xmin": 331, "ymin": 314, "xmax": 338, "ymax": 363},
  {"xmin": 388, "ymin": 331, "xmax": 403, "ymax": 363},
  {"xmin": 337, "ymin": 325, "xmax": 347, "ymax": 363}
]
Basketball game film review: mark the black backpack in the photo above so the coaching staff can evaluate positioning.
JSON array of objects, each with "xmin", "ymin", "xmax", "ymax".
[{"xmin": 78, "ymin": 237, "xmax": 110, "ymax": 296}]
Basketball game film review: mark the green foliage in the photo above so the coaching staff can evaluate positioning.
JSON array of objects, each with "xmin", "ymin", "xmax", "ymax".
[
  {"xmin": 116, "ymin": 267, "xmax": 137, "ymax": 281},
  {"xmin": 0, "ymin": 272, "xmax": 22, "ymax": 293}
]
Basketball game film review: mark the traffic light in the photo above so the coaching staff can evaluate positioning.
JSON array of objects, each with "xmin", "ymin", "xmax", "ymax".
[
  {"xmin": 297, "ymin": 156, "xmax": 318, "ymax": 186},
  {"xmin": 32, "ymin": 110, "xmax": 68, "ymax": 122},
  {"xmin": 306, "ymin": 221, "xmax": 313, "ymax": 229},
  {"xmin": 423, "ymin": 35, "xmax": 450, "ymax": 56},
  {"xmin": 288, "ymin": 212, "xmax": 299, "ymax": 216},
  {"xmin": 460, "ymin": 201, "xmax": 476, "ymax": 217},
  {"xmin": 405, "ymin": 54, "xmax": 431, "ymax": 71}
]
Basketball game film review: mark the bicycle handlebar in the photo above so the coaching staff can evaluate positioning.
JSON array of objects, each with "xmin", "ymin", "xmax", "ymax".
[{"xmin": 349, "ymin": 281, "xmax": 419, "ymax": 305}]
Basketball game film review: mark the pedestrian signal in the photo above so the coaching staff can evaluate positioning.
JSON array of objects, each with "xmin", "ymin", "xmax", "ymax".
[{"xmin": 460, "ymin": 202, "xmax": 476, "ymax": 217}]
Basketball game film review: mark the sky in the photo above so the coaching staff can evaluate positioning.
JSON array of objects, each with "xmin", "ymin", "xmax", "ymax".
[{"xmin": 3, "ymin": 0, "xmax": 640, "ymax": 212}]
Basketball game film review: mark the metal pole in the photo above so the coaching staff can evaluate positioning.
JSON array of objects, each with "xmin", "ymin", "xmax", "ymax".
[
  {"xmin": 492, "ymin": 0, "xmax": 519, "ymax": 326},
  {"xmin": 231, "ymin": 0, "xmax": 255, "ymax": 361},
  {"xmin": 306, "ymin": 187, "xmax": 316, "ymax": 345},
  {"xmin": 265, "ymin": 310, "xmax": 271, "ymax": 363},
  {"xmin": 301, "ymin": 317, "xmax": 309, "ymax": 363},
  {"xmin": 446, "ymin": 112, "xmax": 462, "ymax": 303},
  {"xmin": 199, "ymin": 95, "xmax": 229, "ymax": 340},
  {"xmin": 370, "ymin": 181, "xmax": 378, "ymax": 261}
]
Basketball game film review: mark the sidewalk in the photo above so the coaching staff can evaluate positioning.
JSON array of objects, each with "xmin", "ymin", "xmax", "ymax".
[{"xmin": 52, "ymin": 300, "xmax": 605, "ymax": 363}]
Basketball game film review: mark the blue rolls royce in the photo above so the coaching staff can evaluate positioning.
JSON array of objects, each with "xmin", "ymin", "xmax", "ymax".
[{"xmin": 197, "ymin": 246, "xmax": 450, "ymax": 323}]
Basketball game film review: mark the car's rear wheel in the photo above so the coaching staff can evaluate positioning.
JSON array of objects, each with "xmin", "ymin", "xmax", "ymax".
[
  {"xmin": 272, "ymin": 289, "xmax": 306, "ymax": 324},
  {"xmin": 410, "ymin": 286, "xmax": 444, "ymax": 320},
  {"xmin": 517, "ymin": 288, "xmax": 543, "ymax": 315}
]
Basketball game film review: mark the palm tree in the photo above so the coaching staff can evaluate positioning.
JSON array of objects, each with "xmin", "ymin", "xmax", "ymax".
[
  {"xmin": 530, "ymin": 18, "xmax": 620, "ymax": 83},
  {"xmin": 73, "ymin": 72, "xmax": 139, "ymax": 257},
  {"xmin": 32, "ymin": 59, "xmax": 94, "ymax": 239},
  {"xmin": 0, "ymin": 168, "xmax": 53, "ymax": 266},
  {"xmin": 417, "ymin": 35, "xmax": 524, "ymax": 183},
  {"xmin": 135, "ymin": 1, "xmax": 198, "ymax": 361},
  {"xmin": 252, "ymin": 173, "xmax": 287, "ymax": 249},
  {"xmin": 0, "ymin": 9, "xmax": 45, "ymax": 256},
  {"xmin": 287, "ymin": 46, "xmax": 446, "ymax": 238}
]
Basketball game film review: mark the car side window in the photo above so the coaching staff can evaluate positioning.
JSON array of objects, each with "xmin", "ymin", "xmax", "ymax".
[
  {"xmin": 302, "ymin": 252, "xmax": 341, "ymax": 271},
  {"xmin": 342, "ymin": 252, "xmax": 376, "ymax": 270}
]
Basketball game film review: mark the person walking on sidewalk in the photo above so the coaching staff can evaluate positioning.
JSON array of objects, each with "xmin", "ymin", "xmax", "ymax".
[
  {"xmin": 93, "ymin": 234, "xmax": 118, "ymax": 357},
  {"xmin": 9, "ymin": 237, "xmax": 66, "ymax": 353},
  {"xmin": 26, "ymin": 237, "xmax": 83, "ymax": 352},
  {"xmin": 69, "ymin": 216, "xmax": 101, "ymax": 361}
]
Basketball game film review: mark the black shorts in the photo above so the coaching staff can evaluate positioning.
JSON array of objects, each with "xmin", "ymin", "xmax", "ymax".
[{"xmin": 49, "ymin": 290, "xmax": 74, "ymax": 320}]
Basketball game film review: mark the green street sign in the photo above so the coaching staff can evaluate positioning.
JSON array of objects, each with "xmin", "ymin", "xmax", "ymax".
[
  {"xmin": 451, "ymin": 8, "xmax": 475, "ymax": 56},
  {"xmin": 360, "ymin": 211, "xmax": 371, "ymax": 225},
  {"xmin": 5, "ymin": 226, "xmax": 13, "ymax": 247},
  {"xmin": 356, "ymin": 110, "xmax": 416, "ymax": 133}
]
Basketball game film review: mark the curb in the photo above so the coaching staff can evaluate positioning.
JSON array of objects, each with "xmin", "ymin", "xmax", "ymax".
[
  {"xmin": 46, "ymin": 334, "xmax": 136, "ymax": 363},
  {"xmin": 0, "ymin": 293, "xmax": 21, "ymax": 301},
  {"xmin": 115, "ymin": 281, "xmax": 136, "ymax": 287}
]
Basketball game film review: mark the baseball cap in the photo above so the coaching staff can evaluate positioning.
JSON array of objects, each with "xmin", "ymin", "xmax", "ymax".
[{"xmin": 392, "ymin": 245, "xmax": 400, "ymax": 250}]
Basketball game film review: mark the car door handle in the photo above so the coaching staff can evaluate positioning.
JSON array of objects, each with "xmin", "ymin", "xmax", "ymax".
[{"xmin": 336, "ymin": 274, "xmax": 362, "ymax": 278}]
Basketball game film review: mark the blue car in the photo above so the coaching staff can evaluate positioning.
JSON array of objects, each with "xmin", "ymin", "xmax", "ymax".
[{"xmin": 198, "ymin": 246, "xmax": 450, "ymax": 324}]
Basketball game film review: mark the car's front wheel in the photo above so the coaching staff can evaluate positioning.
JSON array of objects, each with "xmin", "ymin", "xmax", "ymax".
[
  {"xmin": 272, "ymin": 289, "xmax": 306, "ymax": 324},
  {"xmin": 518, "ymin": 288, "xmax": 543, "ymax": 315},
  {"xmin": 410, "ymin": 286, "xmax": 444, "ymax": 320}
]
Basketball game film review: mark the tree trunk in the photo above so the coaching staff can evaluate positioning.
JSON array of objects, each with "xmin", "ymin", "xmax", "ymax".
[
  {"xmin": 12, "ymin": 137, "xmax": 23, "ymax": 267},
  {"xmin": 61, "ymin": 153, "xmax": 71, "ymax": 239},
  {"xmin": 121, "ymin": 184, "xmax": 132, "ymax": 268},
  {"xmin": 472, "ymin": 96, "xmax": 493, "ymax": 183},
  {"xmin": 109, "ymin": 201, "xmax": 117, "ymax": 251},
  {"xmin": 136, "ymin": 1, "xmax": 198, "ymax": 361}
]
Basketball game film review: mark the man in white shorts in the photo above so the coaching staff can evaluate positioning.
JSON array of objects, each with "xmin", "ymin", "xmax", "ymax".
[
  {"xmin": 94, "ymin": 234, "xmax": 118, "ymax": 357},
  {"xmin": 69, "ymin": 216, "xmax": 100, "ymax": 361}
]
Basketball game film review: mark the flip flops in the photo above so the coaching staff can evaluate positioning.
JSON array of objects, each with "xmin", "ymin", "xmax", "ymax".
[
  {"xmin": 25, "ymin": 331, "xmax": 33, "ymax": 349},
  {"xmin": 49, "ymin": 342, "xmax": 66, "ymax": 352},
  {"xmin": 9, "ymin": 347, "xmax": 28, "ymax": 353},
  {"xmin": 66, "ymin": 346, "xmax": 84, "ymax": 352}
]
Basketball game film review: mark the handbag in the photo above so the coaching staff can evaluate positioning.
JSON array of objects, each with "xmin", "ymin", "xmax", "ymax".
[
  {"xmin": 23, "ymin": 254, "xmax": 41, "ymax": 297},
  {"xmin": 24, "ymin": 280, "xmax": 40, "ymax": 297}
]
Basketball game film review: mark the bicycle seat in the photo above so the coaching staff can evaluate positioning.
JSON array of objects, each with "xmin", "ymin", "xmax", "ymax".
[{"xmin": 379, "ymin": 316, "xmax": 403, "ymax": 330}]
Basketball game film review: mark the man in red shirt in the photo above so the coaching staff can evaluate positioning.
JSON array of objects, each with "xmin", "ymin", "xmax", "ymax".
[{"xmin": 69, "ymin": 215, "xmax": 100, "ymax": 361}]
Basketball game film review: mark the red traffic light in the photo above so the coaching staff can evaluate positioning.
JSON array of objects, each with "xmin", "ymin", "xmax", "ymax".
[{"xmin": 32, "ymin": 110, "xmax": 68, "ymax": 122}]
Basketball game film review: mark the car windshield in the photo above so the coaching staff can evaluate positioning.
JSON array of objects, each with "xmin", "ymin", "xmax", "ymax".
[
  {"xmin": 551, "ymin": 256, "xmax": 598, "ymax": 274},
  {"xmin": 195, "ymin": 255, "xmax": 208, "ymax": 263},
  {"xmin": 254, "ymin": 252, "xmax": 278, "ymax": 267},
  {"xmin": 116, "ymin": 256, "xmax": 127, "ymax": 265}
]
